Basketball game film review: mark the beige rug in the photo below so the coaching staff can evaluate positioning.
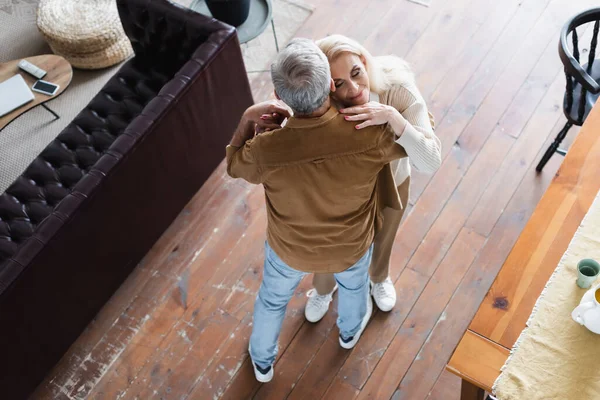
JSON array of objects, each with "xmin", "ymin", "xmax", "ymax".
[
  {"xmin": 0, "ymin": 0, "xmax": 313, "ymax": 195},
  {"xmin": 0, "ymin": 0, "xmax": 39, "ymax": 22},
  {"xmin": 493, "ymin": 190, "xmax": 600, "ymax": 400}
]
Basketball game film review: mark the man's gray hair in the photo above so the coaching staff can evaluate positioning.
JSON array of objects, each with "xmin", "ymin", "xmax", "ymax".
[{"xmin": 271, "ymin": 38, "xmax": 331, "ymax": 115}]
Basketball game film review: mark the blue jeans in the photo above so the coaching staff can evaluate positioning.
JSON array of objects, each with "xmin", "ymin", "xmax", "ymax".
[{"xmin": 249, "ymin": 242, "xmax": 373, "ymax": 369}]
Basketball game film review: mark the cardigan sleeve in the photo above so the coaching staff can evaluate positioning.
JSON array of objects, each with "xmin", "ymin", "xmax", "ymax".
[{"xmin": 387, "ymin": 83, "xmax": 442, "ymax": 174}]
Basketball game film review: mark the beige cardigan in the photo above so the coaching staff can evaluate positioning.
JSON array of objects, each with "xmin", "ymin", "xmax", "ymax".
[{"xmin": 371, "ymin": 80, "xmax": 441, "ymax": 185}]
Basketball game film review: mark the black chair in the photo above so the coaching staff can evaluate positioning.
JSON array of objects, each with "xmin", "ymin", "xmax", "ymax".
[{"xmin": 536, "ymin": 8, "xmax": 600, "ymax": 172}]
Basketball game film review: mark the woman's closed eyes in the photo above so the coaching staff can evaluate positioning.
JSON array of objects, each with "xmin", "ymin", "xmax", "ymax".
[{"xmin": 334, "ymin": 65, "xmax": 362, "ymax": 88}]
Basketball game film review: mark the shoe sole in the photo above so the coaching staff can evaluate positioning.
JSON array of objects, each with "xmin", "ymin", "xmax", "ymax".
[
  {"xmin": 305, "ymin": 285, "xmax": 338, "ymax": 323},
  {"xmin": 255, "ymin": 371, "xmax": 274, "ymax": 383},
  {"xmin": 339, "ymin": 295, "xmax": 373, "ymax": 349},
  {"xmin": 373, "ymin": 300, "xmax": 395, "ymax": 312}
]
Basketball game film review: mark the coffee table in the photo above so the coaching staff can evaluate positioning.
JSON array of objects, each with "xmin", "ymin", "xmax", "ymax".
[
  {"xmin": 446, "ymin": 99, "xmax": 600, "ymax": 400},
  {"xmin": 0, "ymin": 54, "xmax": 73, "ymax": 131}
]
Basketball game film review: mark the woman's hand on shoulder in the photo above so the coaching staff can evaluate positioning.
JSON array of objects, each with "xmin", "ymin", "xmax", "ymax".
[
  {"xmin": 341, "ymin": 101, "xmax": 408, "ymax": 136},
  {"xmin": 340, "ymin": 101, "xmax": 401, "ymax": 130}
]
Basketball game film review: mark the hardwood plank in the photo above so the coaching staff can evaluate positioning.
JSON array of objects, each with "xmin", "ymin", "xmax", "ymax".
[
  {"xmin": 288, "ymin": 268, "xmax": 427, "ymax": 399},
  {"xmin": 361, "ymin": 2, "xmax": 435, "ymax": 58},
  {"xmin": 405, "ymin": 32, "xmax": 571, "ymax": 282},
  {"xmin": 427, "ymin": 370, "xmax": 461, "ymax": 400},
  {"xmin": 464, "ymin": 117, "xmax": 580, "ymax": 237},
  {"xmin": 321, "ymin": 379, "xmax": 360, "ymax": 400},
  {"xmin": 185, "ymin": 314, "xmax": 253, "ymax": 398},
  {"xmin": 351, "ymin": 229, "xmax": 484, "ymax": 400},
  {"xmin": 252, "ymin": 0, "xmax": 479, "ymax": 105},
  {"xmin": 398, "ymin": 0, "xmax": 506, "ymax": 100},
  {"xmin": 285, "ymin": 326, "xmax": 351, "ymax": 400},
  {"xmin": 252, "ymin": 288, "xmax": 340, "ymax": 399},
  {"xmin": 384, "ymin": 0, "xmax": 558, "ymax": 279},
  {"xmin": 136, "ymin": 311, "xmax": 239, "ymax": 399},
  {"xmin": 390, "ymin": 141, "xmax": 560, "ymax": 400},
  {"xmin": 212, "ymin": 268, "xmax": 318, "ymax": 398},
  {"xmin": 369, "ymin": 0, "xmax": 481, "ymax": 64},
  {"xmin": 446, "ymin": 331, "xmax": 509, "ymax": 393},
  {"xmin": 464, "ymin": 16, "xmax": 599, "ymax": 237},
  {"xmin": 218, "ymin": 276, "xmax": 318, "ymax": 399},
  {"xmin": 410, "ymin": 0, "xmax": 553, "ymax": 200},
  {"xmin": 106, "ymin": 215, "xmax": 267, "ymax": 399},
  {"xmin": 32, "ymin": 166, "xmax": 249, "ymax": 398},
  {"xmin": 73, "ymin": 179, "xmax": 265, "ymax": 399},
  {"xmin": 424, "ymin": 0, "xmax": 523, "ymax": 123}
]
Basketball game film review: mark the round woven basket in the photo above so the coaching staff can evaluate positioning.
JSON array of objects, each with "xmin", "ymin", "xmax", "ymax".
[{"xmin": 36, "ymin": 0, "xmax": 133, "ymax": 70}]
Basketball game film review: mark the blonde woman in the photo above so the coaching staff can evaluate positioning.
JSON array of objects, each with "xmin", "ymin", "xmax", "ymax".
[{"xmin": 303, "ymin": 34, "xmax": 442, "ymax": 322}]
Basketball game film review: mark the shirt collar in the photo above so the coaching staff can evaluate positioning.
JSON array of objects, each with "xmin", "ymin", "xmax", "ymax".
[{"xmin": 284, "ymin": 106, "xmax": 339, "ymax": 129}]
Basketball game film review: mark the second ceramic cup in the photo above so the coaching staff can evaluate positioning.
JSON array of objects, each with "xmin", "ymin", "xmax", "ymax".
[{"xmin": 576, "ymin": 259, "xmax": 600, "ymax": 289}]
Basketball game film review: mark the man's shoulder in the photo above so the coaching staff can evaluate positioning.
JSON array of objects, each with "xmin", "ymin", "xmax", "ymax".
[
  {"xmin": 330, "ymin": 113, "xmax": 388, "ymax": 138},
  {"xmin": 246, "ymin": 116, "xmax": 393, "ymax": 165},
  {"xmin": 248, "ymin": 126, "xmax": 289, "ymax": 148}
]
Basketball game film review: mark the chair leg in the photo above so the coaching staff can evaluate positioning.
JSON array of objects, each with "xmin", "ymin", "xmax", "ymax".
[{"xmin": 536, "ymin": 121, "xmax": 573, "ymax": 173}]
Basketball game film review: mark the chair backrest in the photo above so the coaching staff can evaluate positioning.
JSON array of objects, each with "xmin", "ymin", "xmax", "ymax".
[{"xmin": 559, "ymin": 8, "xmax": 600, "ymax": 124}]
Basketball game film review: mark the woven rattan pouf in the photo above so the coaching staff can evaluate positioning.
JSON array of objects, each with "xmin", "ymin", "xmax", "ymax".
[{"xmin": 36, "ymin": 0, "xmax": 133, "ymax": 70}]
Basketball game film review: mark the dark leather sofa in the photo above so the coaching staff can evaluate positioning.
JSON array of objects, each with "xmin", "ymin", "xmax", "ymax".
[{"xmin": 0, "ymin": 0, "xmax": 253, "ymax": 397}]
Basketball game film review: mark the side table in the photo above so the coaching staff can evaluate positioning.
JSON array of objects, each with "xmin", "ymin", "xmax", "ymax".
[{"xmin": 0, "ymin": 55, "xmax": 73, "ymax": 131}]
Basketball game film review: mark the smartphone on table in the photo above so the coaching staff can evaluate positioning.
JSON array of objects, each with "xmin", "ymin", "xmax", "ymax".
[{"xmin": 32, "ymin": 80, "xmax": 59, "ymax": 96}]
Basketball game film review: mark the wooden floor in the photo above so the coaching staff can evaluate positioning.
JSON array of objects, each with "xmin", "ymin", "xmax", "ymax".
[{"xmin": 32, "ymin": 0, "xmax": 599, "ymax": 399}]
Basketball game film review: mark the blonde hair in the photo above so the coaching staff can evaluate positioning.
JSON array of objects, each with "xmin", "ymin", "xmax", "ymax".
[{"xmin": 315, "ymin": 34, "xmax": 414, "ymax": 94}]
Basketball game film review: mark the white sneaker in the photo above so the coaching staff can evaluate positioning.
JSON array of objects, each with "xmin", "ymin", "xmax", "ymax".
[
  {"xmin": 371, "ymin": 277, "xmax": 397, "ymax": 312},
  {"xmin": 252, "ymin": 362, "xmax": 274, "ymax": 383},
  {"xmin": 339, "ymin": 295, "xmax": 372, "ymax": 349},
  {"xmin": 248, "ymin": 345, "xmax": 274, "ymax": 383},
  {"xmin": 304, "ymin": 285, "xmax": 338, "ymax": 323}
]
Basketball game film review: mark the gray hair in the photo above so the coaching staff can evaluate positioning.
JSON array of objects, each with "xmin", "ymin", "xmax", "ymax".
[{"xmin": 271, "ymin": 38, "xmax": 331, "ymax": 115}]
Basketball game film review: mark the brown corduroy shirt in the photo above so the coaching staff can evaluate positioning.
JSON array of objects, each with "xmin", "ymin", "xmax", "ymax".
[{"xmin": 226, "ymin": 107, "xmax": 407, "ymax": 273}]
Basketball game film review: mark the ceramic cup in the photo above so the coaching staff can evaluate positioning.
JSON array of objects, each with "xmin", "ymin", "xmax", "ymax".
[
  {"xmin": 576, "ymin": 259, "xmax": 600, "ymax": 289},
  {"xmin": 572, "ymin": 285, "xmax": 600, "ymax": 333}
]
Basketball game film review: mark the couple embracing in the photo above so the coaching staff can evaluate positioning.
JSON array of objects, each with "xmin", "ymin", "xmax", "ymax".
[{"xmin": 226, "ymin": 35, "xmax": 441, "ymax": 382}]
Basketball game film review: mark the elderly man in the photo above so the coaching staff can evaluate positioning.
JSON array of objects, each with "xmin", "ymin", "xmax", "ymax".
[{"xmin": 226, "ymin": 38, "xmax": 407, "ymax": 383}]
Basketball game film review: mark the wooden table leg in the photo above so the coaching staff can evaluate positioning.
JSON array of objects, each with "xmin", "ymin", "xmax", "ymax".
[{"xmin": 460, "ymin": 379, "xmax": 485, "ymax": 400}]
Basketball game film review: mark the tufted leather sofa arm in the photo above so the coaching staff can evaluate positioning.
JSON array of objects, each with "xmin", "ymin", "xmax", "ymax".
[{"xmin": 0, "ymin": 1, "xmax": 253, "ymax": 397}]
